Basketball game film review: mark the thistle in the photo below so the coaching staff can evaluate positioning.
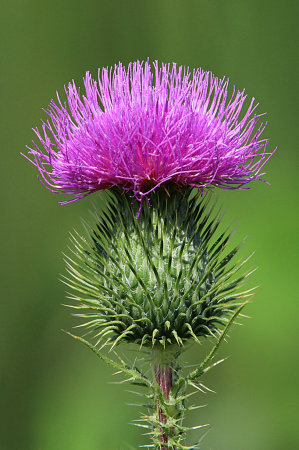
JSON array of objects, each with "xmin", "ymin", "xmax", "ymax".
[{"xmin": 25, "ymin": 60, "xmax": 275, "ymax": 449}]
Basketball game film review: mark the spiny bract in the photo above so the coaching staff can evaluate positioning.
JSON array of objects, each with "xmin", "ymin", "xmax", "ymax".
[{"xmin": 64, "ymin": 187, "xmax": 254, "ymax": 348}]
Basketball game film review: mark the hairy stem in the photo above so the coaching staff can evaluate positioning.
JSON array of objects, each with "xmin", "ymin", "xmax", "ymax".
[{"xmin": 154, "ymin": 361, "xmax": 173, "ymax": 449}]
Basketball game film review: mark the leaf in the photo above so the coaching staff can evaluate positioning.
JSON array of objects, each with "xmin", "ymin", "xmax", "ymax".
[{"xmin": 63, "ymin": 331, "xmax": 152, "ymax": 388}]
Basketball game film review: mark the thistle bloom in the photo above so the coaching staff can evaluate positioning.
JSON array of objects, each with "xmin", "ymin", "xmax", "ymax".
[
  {"xmin": 27, "ymin": 60, "xmax": 273, "ymax": 204},
  {"xmin": 26, "ymin": 61, "xmax": 276, "ymax": 449}
]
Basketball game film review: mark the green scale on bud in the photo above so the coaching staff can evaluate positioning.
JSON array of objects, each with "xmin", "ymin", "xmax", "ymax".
[{"xmin": 64, "ymin": 187, "xmax": 253, "ymax": 350}]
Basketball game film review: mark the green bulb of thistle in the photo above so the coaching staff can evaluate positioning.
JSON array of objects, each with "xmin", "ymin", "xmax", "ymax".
[{"xmin": 65, "ymin": 187, "xmax": 251, "ymax": 350}]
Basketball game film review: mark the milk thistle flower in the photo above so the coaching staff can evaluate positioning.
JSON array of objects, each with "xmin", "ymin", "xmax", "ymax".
[{"xmin": 25, "ymin": 60, "xmax": 275, "ymax": 449}]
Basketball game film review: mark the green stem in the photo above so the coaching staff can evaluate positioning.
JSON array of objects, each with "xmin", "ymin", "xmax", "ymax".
[{"xmin": 154, "ymin": 359, "xmax": 173, "ymax": 449}]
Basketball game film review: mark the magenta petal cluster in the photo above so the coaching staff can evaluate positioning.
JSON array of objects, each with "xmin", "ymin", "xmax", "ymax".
[{"xmin": 26, "ymin": 60, "xmax": 274, "ymax": 203}]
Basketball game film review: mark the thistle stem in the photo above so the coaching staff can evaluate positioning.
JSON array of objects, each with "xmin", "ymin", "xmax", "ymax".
[{"xmin": 154, "ymin": 361, "xmax": 173, "ymax": 449}]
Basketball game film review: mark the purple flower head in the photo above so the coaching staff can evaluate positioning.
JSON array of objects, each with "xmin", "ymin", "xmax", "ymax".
[{"xmin": 26, "ymin": 60, "xmax": 274, "ymax": 204}]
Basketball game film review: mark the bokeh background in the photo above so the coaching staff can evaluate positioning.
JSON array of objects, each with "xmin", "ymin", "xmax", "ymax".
[{"xmin": 1, "ymin": 1, "xmax": 298, "ymax": 449}]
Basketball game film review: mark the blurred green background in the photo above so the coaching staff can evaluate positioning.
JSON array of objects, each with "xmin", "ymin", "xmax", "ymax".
[{"xmin": 1, "ymin": 1, "xmax": 298, "ymax": 449}]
